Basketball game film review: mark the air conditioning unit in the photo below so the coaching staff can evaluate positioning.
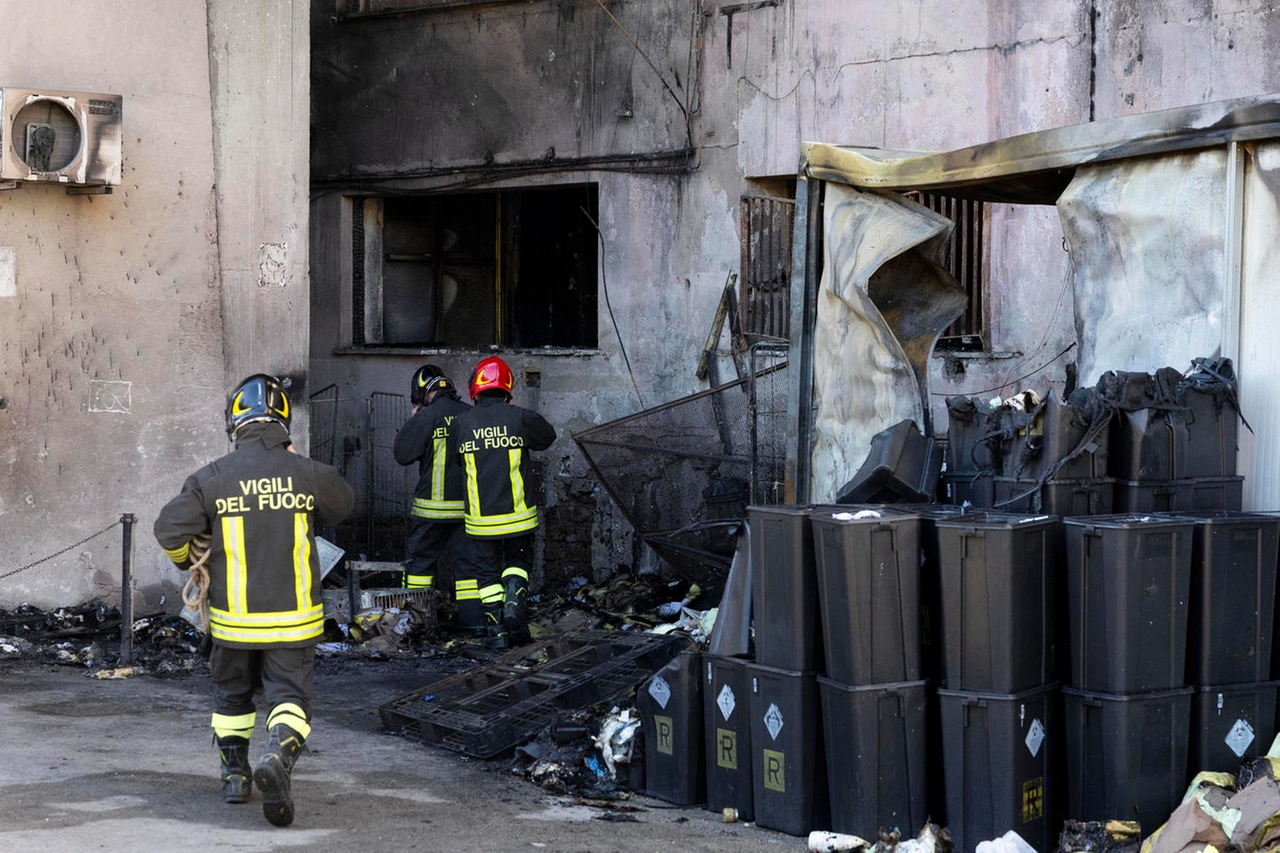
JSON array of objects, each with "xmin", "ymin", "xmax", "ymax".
[{"xmin": 0, "ymin": 88, "xmax": 122, "ymax": 188}]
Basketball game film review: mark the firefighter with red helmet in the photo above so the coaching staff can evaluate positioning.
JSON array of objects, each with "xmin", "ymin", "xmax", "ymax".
[
  {"xmin": 450, "ymin": 356, "xmax": 556, "ymax": 648},
  {"xmin": 153, "ymin": 374, "xmax": 354, "ymax": 827},
  {"xmin": 392, "ymin": 364, "xmax": 479, "ymax": 631}
]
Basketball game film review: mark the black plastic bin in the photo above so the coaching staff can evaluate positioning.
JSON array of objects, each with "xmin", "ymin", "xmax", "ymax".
[
  {"xmin": 912, "ymin": 504, "xmax": 975, "ymax": 684},
  {"xmin": 1188, "ymin": 681, "xmax": 1279, "ymax": 775},
  {"xmin": 995, "ymin": 477, "xmax": 1114, "ymax": 517},
  {"xmin": 936, "ymin": 513, "xmax": 1061, "ymax": 693},
  {"xmin": 747, "ymin": 662, "xmax": 829, "ymax": 836},
  {"xmin": 1062, "ymin": 685, "xmax": 1192, "ymax": 835},
  {"xmin": 1110, "ymin": 408, "xmax": 1190, "ymax": 481},
  {"xmin": 1191, "ymin": 476, "xmax": 1244, "ymax": 511},
  {"xmin": 1181, "ymin": 383, "xmax": 1240, "ymax": 479},
  {"xmin": 1064, "ymin": 515, "xmax": 1194, "ymax": 693},
  {"xmin": 749, "ymin": 506, "xmax": 823, "ymax": 672},
  {"xmin": 637, "ymin": 650, "xmax": 705, "ymax": 805},
  {"xmin": 809, "ymin": 505, "xmax": 921, "ymax": 686},
  {"xmin": 940, "ymin": 471, "xmax": 996, "ymax": 509},
  {"xmin": 703, "ymin": 654, "xmax": 754, "ymax": 821},
  {"xmin": 836, "ymin": 419, "xmax": 942, "ymax": 504},
  {"xmin": 1112, "ymin": 479, "xmax": 1195, "ymax": 513},
  {"xmin": 938, "ymin": 683, "xmax": 1060, "ymax": 853},
  {"xmin": 1009, "ymin": 390, "xmax": 1110, "ymax": 481},
  {"xmin": 818, "ymin": 677, "xmax": 927, "ymax": 839},
  {"xmin": 1163, "ymin": 511, "xmax": 1279, "ymax": 685}
]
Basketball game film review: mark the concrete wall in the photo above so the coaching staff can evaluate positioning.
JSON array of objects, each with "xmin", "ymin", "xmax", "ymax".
[
  {"xmin": 0, "ymin": 1, "xmax": 310, "ymax": 610},
  {"xmin": 307, "ymin": 0, "xmax": 1280, "ymax": 581}
]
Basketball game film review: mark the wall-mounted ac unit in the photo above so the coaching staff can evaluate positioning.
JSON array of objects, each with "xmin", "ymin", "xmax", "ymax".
[{"xmin": 0, "ymin": 88, "xmax": 122, "ymax": 187}]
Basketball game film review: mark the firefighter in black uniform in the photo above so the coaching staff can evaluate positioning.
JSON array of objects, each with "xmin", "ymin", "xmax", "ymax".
[
  {"xmin": 450, "ymin": 356, "xmax": 556, "ymax": 649},
  {"xmin": 392, "ymin": 364, "xmax": 479, "ymax": 631},
  {"xmin": 153, "ymin": 374, "xmax": 354, "ymax": 828}
]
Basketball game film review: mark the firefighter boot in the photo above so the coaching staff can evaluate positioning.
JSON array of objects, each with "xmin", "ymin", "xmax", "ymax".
[
  {"xmin": 254, "ymin": 724, "xmax": 305, "ymax": 827},
  {"xmin": 217, "ymin": 736, "xmax": 252, "ymax": 804},
  {"xmin": 482, "ymin": 601, "xmax": 509, "ymax": 650},
  {"xmin": 501, "ymin": 568, "xmax": 530, "ymax": 645}
]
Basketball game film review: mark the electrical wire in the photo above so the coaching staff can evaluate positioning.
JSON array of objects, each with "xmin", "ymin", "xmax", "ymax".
[
  {"xmin": 581, "ymin": 206, "xmax": 644, "ymax": 408},
  {"xmin": 932, "ymin": 342, "xmax": 1077, "ymax": 398}
]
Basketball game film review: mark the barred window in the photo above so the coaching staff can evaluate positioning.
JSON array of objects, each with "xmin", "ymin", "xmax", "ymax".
[{"xmin": 913, "ymin": 192, "xmax": 988, "ymax": 351}]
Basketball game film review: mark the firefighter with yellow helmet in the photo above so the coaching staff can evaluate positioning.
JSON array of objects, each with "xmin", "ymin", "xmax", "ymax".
[
  {"xmin": 449, "ymin": 356, "xmax": 556, "ymax": 648},
  {"xmin": 153, "ymin": 373, "xmax": 354, "ymax": 827}
]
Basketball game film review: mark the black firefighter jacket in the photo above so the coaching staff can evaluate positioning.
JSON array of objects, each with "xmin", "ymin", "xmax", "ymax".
[
  {"xmin": 450, "ymin": 396, "xmax": 556, "ymax": 538},
  {"xmin": 393, "ymin": 391, "xmax": 470, "ymax": 522},
  {"xmin": 153, "ymin": 422, "xmax": 354, "ymax": 649}
]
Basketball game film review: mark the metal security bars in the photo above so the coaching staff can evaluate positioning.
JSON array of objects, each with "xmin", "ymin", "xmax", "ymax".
[
  {"xmin": 914, "ymin": 192, "xmax": 987, "ymax": 348},
  {"xmin": 739, "ymin": 195, "xmax": 795, "ymax": 344}
]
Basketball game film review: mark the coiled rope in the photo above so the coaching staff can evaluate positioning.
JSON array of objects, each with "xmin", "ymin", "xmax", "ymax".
[{"xmin": 181, "ymin": 534, "xmax": 212, "ymax": 631}]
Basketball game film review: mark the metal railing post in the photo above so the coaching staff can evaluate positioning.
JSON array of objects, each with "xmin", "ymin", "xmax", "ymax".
[{"xmin": 120, "ymin": 513, "xmax": 136, "ymax": 666}]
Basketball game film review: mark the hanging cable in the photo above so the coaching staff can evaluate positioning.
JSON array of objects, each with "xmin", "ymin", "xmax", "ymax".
[{"xmin": 581, "ymin": 207, "xmax": 645, "ymax": 408}]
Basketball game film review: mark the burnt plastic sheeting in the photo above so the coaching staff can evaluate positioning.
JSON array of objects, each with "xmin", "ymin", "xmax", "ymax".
[{"xmin": 706, "ymin": 522, "xmax": 752, "ymax": 659}]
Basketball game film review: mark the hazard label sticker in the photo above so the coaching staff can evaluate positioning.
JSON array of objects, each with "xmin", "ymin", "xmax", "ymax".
[
  {"xmin": 764, "ymin": 702, "xmax": 784, "ymax": 741},
  {"xmin": 1025, "ymin": 718, "xmax": 1045, "ymax": 757},
  {"xmin": 648, "ymin": 675, "xmax": 671, "ymax": 710},
  {"xmin": 1225, "ymin": 718, "xmax": 1255, "ymax": 757},
  {"xmin": 717, "ymin": 684, "xmax": 736, "ymax": 721}
]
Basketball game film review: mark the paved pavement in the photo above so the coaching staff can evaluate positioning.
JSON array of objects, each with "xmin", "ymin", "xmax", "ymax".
[{"xmin": 0, "ymin": 654, "xmax": 798, "ymax": 853}]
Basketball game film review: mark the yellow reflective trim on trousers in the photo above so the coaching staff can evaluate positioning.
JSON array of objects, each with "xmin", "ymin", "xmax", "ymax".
[
  {"xmin": 480, "ymin": 584, "xmax": 504, "ymax": 604},
  {"xmin": 211, "ymin": 711, "xmax": 257, "ymax": 739},
  {"xmin": 508, "ymin": 448, "xmax": 527, "ymax": 511},
  {"xmin": 267, "ymin": 702, "xmax": 311, "ymax": 739},
  {"xmin": 293, "ymin": 512, "xmax": 312, "ymax": 611},
  {"xmin": 464, "ymin": 506, "xmax": 538, "ymax": 537},
  {"xmin": 164, "ymin": 543, "xmax": 190, "ymax": 563},
  {"xmin": 405, "ymin": 575, "xmax": 433, "ymax": 589},
  {"xmin": 432, "ymin": 437, "xmax": 448, "ymax": 502},
  {"xmin": 455, "ymin": 579, "xmax": 480, "ymax": 601},
  {"xmin": 222, "ymin": 516, "xmax": 248, "ymax": 613},
  {"xmin": 502, "ymin": 566, "xmax": 530, "ymax": 581}
]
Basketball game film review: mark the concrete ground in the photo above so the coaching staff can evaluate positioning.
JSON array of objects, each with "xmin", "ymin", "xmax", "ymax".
[{"xmin": 0, "ymin": 653, "xmax": 798, "ymax": 853}]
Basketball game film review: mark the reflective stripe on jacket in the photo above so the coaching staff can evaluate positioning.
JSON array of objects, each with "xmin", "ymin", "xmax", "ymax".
[
  {"xmin": 451, "ymin": 396, "xmax": 556, "ymax": 538},
  {"xmin": 153, "ymin": 422, "xmax": 355, "ymax": 649},
  {"xmin": 394, "ymin": 393, "xmax": 470, "ymax": 521}
]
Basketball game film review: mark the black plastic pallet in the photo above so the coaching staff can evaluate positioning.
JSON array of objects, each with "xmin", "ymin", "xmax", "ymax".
[{"xmin": 379, "ymin": 629, "xmax": 688, "ymax": 758}]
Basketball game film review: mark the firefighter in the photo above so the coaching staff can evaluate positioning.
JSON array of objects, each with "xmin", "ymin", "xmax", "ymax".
[
  {"xmin": 450, "ymin": 356, "xmax": 556, "ymax": 649},
  {"xmin": 392, "ymin": 364, "xmax": 478, "ymax": 632},
  {"xmin": 153, "ymin": 374, "xmax": 354, "ymax": 828}
]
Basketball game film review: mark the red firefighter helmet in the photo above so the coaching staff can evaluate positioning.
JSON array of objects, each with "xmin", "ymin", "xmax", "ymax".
[{"xmin": 468, "ymin": 356, "xmax": 514, "ymax": 401}]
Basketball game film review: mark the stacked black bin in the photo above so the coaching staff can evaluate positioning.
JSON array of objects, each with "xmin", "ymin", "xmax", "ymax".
[
  {"xmin": 747, "ymin": 506, "xmax": 828, "ymax": 836},
  {"xmin": 934, "ymin": 512, "xmax": 1062, "ymax": 853},
  {"xmin": 1062, "ymin": 514, "xmax": 1196, "ymax": 835},
  {"xmin": 1104, "ymin": 364, "xmax": 1245, "ymax": 513},
  {"xmin": 637, "ymin": 649, "xmax": 706, "ymax": 805},
  {"xmin": 809, "ymin": 505, "xmax": 927, "ymax": 840},
  {"xmin": 994, "ymin": 389, "xmax": 1114, "ymax": 517},
  {"xmin": 1164, "ymin": 510, "xmax": 1280, "ymax": 775},
  {"xmin": 940, "ymin": 396, "xmax": 1002, "ymax": 509}
]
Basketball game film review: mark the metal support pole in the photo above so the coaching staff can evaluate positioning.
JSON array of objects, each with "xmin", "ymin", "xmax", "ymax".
[{"xmin": 119, "ymin": 513, "xmax": 136, "ymax": 666}]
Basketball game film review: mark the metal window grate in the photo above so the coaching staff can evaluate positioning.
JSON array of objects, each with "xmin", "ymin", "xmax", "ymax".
[
  {"xmin": 739, "ymin": 195, "xmax": 795, "ymax": 343},
  {"xmin": 915, "ymin": 192, "xmax": 986, "ymax": 346},
  {"xmin": 352, "ymin": 197, "xmax": 366, "ymax": 347},
  {"xmin": 309, "ymin": 384, "xmax": 340, "ymax": 467}
]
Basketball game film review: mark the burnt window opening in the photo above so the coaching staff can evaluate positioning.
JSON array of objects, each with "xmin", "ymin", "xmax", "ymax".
[
  {"xmin": 739, "ymin": 193, "xmax": 796, "ymax": 343},
  {"xmin": 912, "ymin": 192, "xmax": 989, "ymax": 352},
  {"xmin": 356, "ymin": 184, "xmax": 599, "ymax": 349}
]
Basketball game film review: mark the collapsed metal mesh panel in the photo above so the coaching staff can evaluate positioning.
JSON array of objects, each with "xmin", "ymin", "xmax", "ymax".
[
  {"xmin": 750, "ymin": 344, "xmax": 789, "ymax": 505},
  {"xmin": 574, "ymin": 362, "xmax": 786, "ymax": 583},
  {"xmin": 367, "ymin": 391, "xmax": 411, "ymax": 561}
]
